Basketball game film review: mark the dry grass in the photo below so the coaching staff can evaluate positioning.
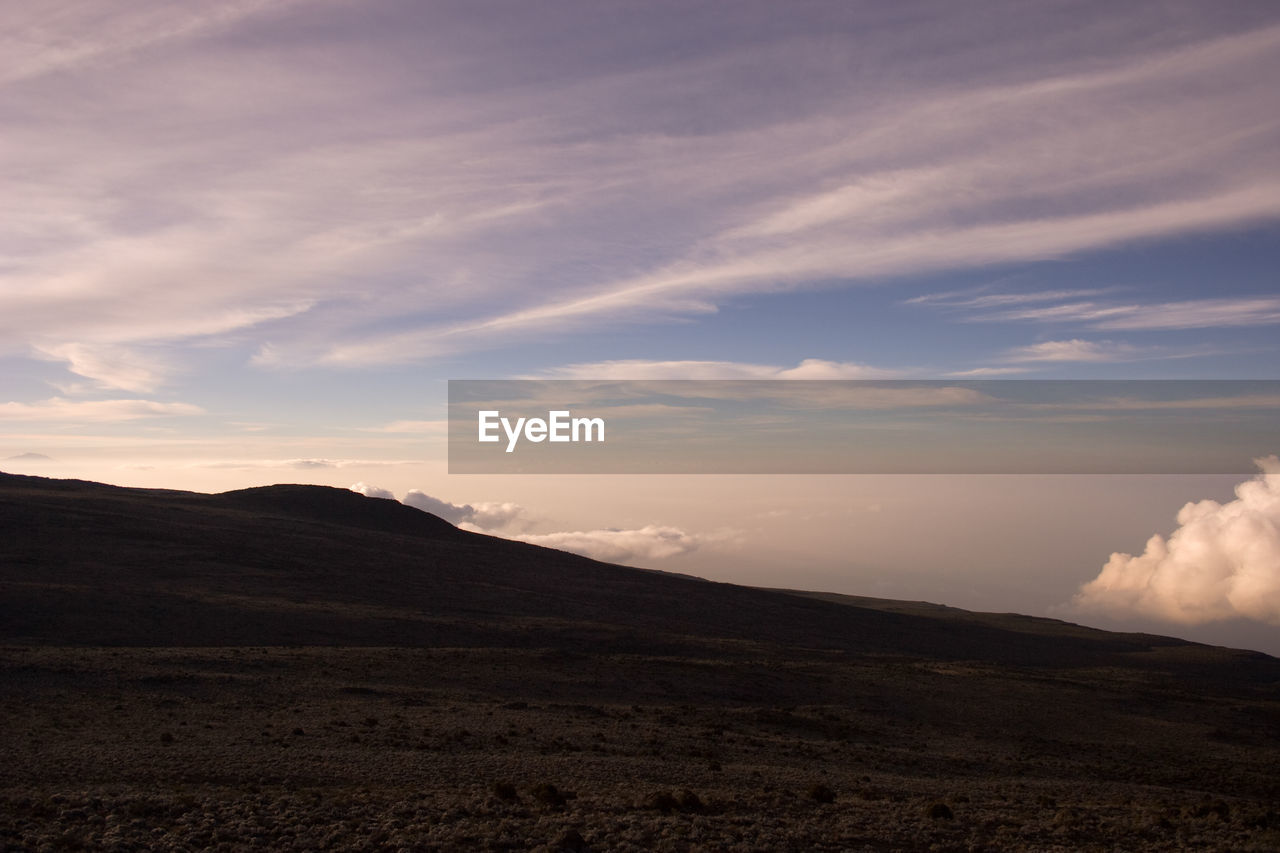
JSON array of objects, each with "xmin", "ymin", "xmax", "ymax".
[{"xmin": 3, "ymin": 645, "xmax": 1278, "ymax": 851}]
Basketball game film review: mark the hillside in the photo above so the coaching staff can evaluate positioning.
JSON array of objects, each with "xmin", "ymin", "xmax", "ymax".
[
  {"xmin": 2, "ymin": 471, "xmax": 1279, "ymax": 851},
  {"xmin": 1, "ymin": 471, "xmax": 1274, "ymax": 675}
]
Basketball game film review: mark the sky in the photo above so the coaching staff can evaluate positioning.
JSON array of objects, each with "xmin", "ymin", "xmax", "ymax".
[{"xmin": 3, "ymin": 1, "xmax": 1280, "ymax": 652}]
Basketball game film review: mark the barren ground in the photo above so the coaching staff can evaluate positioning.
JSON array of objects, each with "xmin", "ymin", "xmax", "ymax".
[{"xmin": 3, "ymin": 645, "xmax": 1278, "ymax": 852}]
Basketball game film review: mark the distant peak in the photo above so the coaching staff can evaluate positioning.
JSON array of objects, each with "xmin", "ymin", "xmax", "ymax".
[{"xmin": 215, "ymin": 482, "xmax": 465, "ymax": 540}]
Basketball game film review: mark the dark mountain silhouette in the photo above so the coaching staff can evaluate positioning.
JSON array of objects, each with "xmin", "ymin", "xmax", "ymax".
[
  {"xmin": 1, "ymin": 470, "xmax": 1275, "ymax": 684},
  {"xmin": 5, "ymin": 470, "xmax": 1280, "ymax": 850}
]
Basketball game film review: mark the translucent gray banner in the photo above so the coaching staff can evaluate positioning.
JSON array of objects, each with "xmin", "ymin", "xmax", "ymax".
[{"xmin": 448, "ymin": 380, "xmax": 1280, "ymax": 474}]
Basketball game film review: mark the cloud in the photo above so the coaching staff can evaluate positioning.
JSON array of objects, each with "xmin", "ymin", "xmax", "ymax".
[
  {"xmin": 1000, "ymin": 338, "xmax": 1228, "ymax": 364},
  {"xmin": 0, "ymin": 397, "xmax": 202, "ymax": 422},
  {"xmin": 349, "ymin": 482, "xmax": 396, "ymax": 500},
  {"xmin": 5, "ymin": 4, "xmax": 1279, "ymax": 371},
  {"xmin": 944, "ymin": 367, "xmax": 1032, "ymax": 377},
  {"xmin": 531, "ymin": 358, "xmax": 901, "ymax": 380},
  {"xmin": 1093, "ymin": 298, "xmax": 1280, "ymax": 331},
  {"xmin": 360, "ymin": 488, "xmax": 530, "ymax": 530},
  {"xmin": 904, "ymin": 287, "xmax": 1110, "ymax": 308},
  {"xmin": 34, "ymin": 343, "xmax": 171, "ymax": 392},
  {"xmin": 400, "ymin": 490, "xmax": 478, "ymax": 525},
  {"xmin": 359, "ymin": 420, "xmax": 448, "ymax": 434},
  {"xmin": 351, "ymin": 483, "xmax": 709, "ymax": 563},
  {"xmin": 918, "ymin": 294, "xmax": 1280, "ymax": 331},
  {"xmin": 315, "ymin": 21, "xmax": 1280, "ymax": 365},
  {"xmin": 1004, "ymin": 339, "xmax": 1142, "ymax": 363},
  {"xmin": 192, "ymin": 458, "xmax": 411, "ymax": 470},
  {"xmin": 0, "ymin": 1, "xmax": 295, "ymax": 86},
  {"xmin": 506, "ymin": 525, "xmax": 705, "ymax": 564},
  {"xmin": 1070, "ymin": 457, "xmax": 1280, "ymax": 625}
]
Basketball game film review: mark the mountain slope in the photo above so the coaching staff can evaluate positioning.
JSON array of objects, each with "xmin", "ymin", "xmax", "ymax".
[{"xmin": 1, "ymin": 471, "xmax": 1276, "ymax": 685}]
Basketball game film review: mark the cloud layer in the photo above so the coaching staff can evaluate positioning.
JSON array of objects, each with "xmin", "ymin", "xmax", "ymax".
[
  {"xmin": 510, "ymin": 526, "xmax": 705, "ymax": 563},
  {"xmin": 349, "ymin": 483, "xmax": 709, "ymax": 564},
  {"xmin": 532, "ymin": 358, "xmax": 899, "ymax": 380},
  {"xmin": 402, "ymin": 489, "xmax": 526, "ymax": 530},
  {"xmin": 1072, "ymin": 457, "xmax": 1280, "ymax": 624},
  {"xmin": 4, "ymin": 2, "xmax": 1279, "ymax": 375}
]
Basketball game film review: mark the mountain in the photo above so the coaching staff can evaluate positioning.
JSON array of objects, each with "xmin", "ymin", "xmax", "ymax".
[
  {"xmin": 4, "ymin": 470, "xmax": 1280, "ymax": 851},
  {"xmin": 0, "ymin": 470, "xmax": 1273, "ymax": 679}
]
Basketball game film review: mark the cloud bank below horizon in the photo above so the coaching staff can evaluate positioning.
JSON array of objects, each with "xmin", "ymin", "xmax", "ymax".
[{"xmin": 349, "ymin": 482, "xmax": 710, "ymax": 565}]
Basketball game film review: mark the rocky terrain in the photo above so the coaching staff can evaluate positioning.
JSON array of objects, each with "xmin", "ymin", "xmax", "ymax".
[{"xmin": 2, "ymin": 472, "xmax": 1278, "ymax": 850}]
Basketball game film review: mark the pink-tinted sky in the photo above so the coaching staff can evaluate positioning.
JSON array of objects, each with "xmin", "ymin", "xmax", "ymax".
[{"xmin": 3, "ymin": 1, "xmax": 1279, "ymax": 651}]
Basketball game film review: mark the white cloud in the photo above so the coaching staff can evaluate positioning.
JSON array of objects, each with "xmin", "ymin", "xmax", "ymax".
[
  {"xmin": 943, "ymin": 367, "xmax": 1032, "ymax": 377},
  {"xmin": 192, "ymin": 458, "xmax": 412, "ymax": 470},
  {"xmin": 1071, "ymin": 456, "xmax": 1280, "ymax": 625},
  {"xmin": 1093, "ymin": 297, "xmax": 1280, "ymax": 331},
  {"xmin": 360, "ymin": 420, "xmax": 448, "ymax": 434},
  {"xmin": 506, "ymin": 525, "xmax": 705, "ymax": 564},
  {"xmin": 349, "ymin": 482, "xmax": 395, "ymax": 500},
  {"xmin": 388, "ymin": 488, "xmax": 529, "ymax": 530},
  {"xmin": 0, "ymin": 397, "xmax": 202, "ymax": 422},
  {"xmin": 531, "ymin": 358, "xmax": 901, "ymax": 380},
  {"xmin": 353, "ymin": 484, "xmax": 713, "ymax": 564},
  {"xmin": 1004, "ymin": 339, "xmax": 1142, "ymax": 363},
  {"xmin": 904, "ymin": 287, "xmax": 1110, "ymax": 308},
  {"xmin": 400, "ymin": 490, "xmax": 476, "ymax": 525},
  {"xmin": 34, "ymin": 342, "xmax": 171, "ymax": 392},
  {"xmin": 924, "ymin": 295, "xmax": 1280, "ymax": 331}
]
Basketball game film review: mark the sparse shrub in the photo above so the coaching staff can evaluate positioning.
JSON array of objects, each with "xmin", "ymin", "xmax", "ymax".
[
  {"xmin": 159, "ymin": 732, "xmax": 174, "ymax": 745},
  {"xmin": 925, "ymin": 801, "xmax": 954, "ymax": 820},
  {"xmin": 1054, "ymin": 806, "xmax": 1082, "ymax": 827},
  {"xmin": 552, "ymin": 828, "xmax": 591, "ymax": 852},
  {"xmin": 676, "ymin": 789, "xmax": 704, "ymax": 813},
  {"xmin": 806, "ymin": 783, "xmax": 836, "ymax": 804},
  {"xmin": 530, "ymin": 782, "xmax": 566, "ymax": 808},
  {"xmin": 1189, "ymin": 798, "xmax": 1230, "ymax": 821},
  {"xmin": 643, "ymin": 790, "xmax": 681, "ymax": 813},
  {"xmin": 492, "ymin": 782, "xmax": 519, "ymax": 801}
]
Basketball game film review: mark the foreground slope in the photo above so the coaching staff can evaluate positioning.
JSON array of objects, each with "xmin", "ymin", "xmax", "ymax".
[
  {"xmin": 2, "ymin": 472, "xmax": 1279, "ymax": 851},
  {"xmin": 1, "ymin": 471, "xmax": 1275, "ymax": 679}
]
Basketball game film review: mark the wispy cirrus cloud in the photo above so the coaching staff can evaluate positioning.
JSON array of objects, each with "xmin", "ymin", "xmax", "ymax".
[
  {"xmin": 0, "ymin": 397, "xmax": 202, "ymax": 422},
  {"xmin": 358, "ymin": 420, "xmax": 448, "ymax": 434},
  {"xmin": 0, "ymin": 1, "xmax": 297, "ymax": 86},
  {"xmin": 903, "ymin": 288, "xmax": 1112, "ymax": 309},
  {"xmin": 529, "ymin": 358, "xmax": 902, "ymax": 380},
  {"xmin": 195, "ymin": 458, "xmax": 414, "ymax": 470},
  {"xmin": 33, "ymin": 343, "xmax": 172, "ymax": 393},
  {"xmin": 913, "ymin": 292, "xmax": 1280, "ymax": 331},
  {"xmin": 1003, "ymin": 339, "xmax": 1144, "ymax": 363},
  {"xmin": 3, "ymin": 3, "xmax": 1279, "ymax": 372}
]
